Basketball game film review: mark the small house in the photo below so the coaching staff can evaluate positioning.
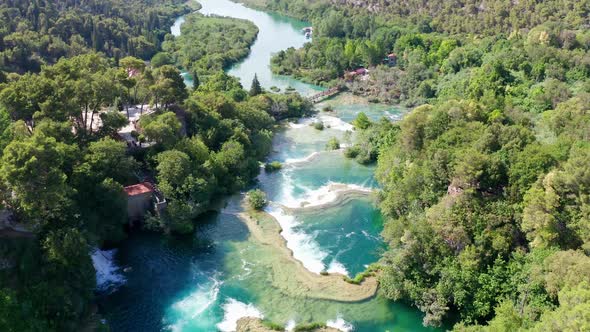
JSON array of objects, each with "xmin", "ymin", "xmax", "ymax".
[
  {"xmin": 345, "ymin": 68, "xmax": 369, "ymax": 81},
  {"xmin": 124, "ymin": 182, "xmax": 156, "ymax": 222}
]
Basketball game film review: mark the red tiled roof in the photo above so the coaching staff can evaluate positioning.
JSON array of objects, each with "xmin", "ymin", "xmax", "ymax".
[{"xmin": 124, "ymin": 182, "xmax": 154, "ymax": 196}]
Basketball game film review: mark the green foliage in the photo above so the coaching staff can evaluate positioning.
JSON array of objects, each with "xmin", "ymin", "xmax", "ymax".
[
  {"xmin": 250, "ymin": 74, "xmax": 263, "ymax": 96},
  {"xmin": 261, "ymin": 320, "xmax": 285, "ymax": 331},
  {"xmin": 150, "ymin": 65, "xmax": 188, "ymax": 109},
  {"xmin": 0, "ymin": 0, "xmax": 190, "ymax": 73},
  {"xmin": 151, "ymin": 52, "xmax": 174, "ymax": 68},
  {"xmin": 343, "ymin": 264, "xmax": 381, "ymax": 284},
  {"xmin": 352, "ymin": 112, "xmax": 371, "ymax": 129},
  {"xmin": 313, "ymin": 121, "xmax": 325, "ymax": 130},
  {"xmin": 1, "ymin": 132, "xmax": 76, "ymax": 227},
  {"xmin": 163, "ymin": 14, "xmax": 258, "ymax": 77},
  {"xmin": 293, "ymin": 322, "xmax": 328, "ymax": 331},
  {"xmin": 140, "ymin": 112, "xmax": 182, "ymax": 148},
  {"xmin": 247, "ymin": 189, "xmax": 267, "ymax": 210},
  {"xmin": 0, "ymin": 1, "xmax": 319, "ymax": 329},
  {"xmin": 265, "ymin": 161, "xmax": 283, "ymax": 172},
  {"xmin": 326, "ymin": 137, "xmax": 340, "ymax": 150}
]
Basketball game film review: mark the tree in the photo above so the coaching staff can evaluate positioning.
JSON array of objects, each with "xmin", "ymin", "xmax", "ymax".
[
  {"xmin": 352, "ymin": 112, "xmax": 371, "ymax": 130},
  {"xmin": 141, "ymin": 112, "xmax": 182, "ymax": 148},
  {"xmin": 98, "ymin": 110, "xmax": 128, "ymax": 138},
  {"xmin": 40, "ymin": 228, "xmax": 96, "ymax": 323},
  {"xmin": 247, "ymin": 189, "xmax": 267, "ymax": 210},
  {"xmin": 156, "ymin": 150, "xmax": 192, "ymax": 199},
  {"xmin": 1, "ymin": 133, "xmax": 76, "ymax": 226},
  {"xmin": 326, "ymin": 137, "xmax": 340, "ymax": 150},
  {"xmin": 522, "ymin": 148, "xmax": 590, "ymax": 250},
  {"xmin": 249, "ymin": 73, "xmax": 262, "ymax": 96},
  {"xmin": 77, "ymin": 137, "xmax": 137, "ymax": 184},
  {"xmin": 151, "ymin": 52, "xmax": 173, "ymax": 67},
  {"xmin": 192, "ymin": 70, "xmax": 200, "ymax": 91},
  {"xmin": 151, "ymin": 65, "xmax": 188, "ymax": 109}
]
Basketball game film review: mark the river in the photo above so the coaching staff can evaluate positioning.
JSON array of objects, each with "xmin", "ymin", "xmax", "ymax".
[{"xmin": 97, "ymin": 1, "xmax": 439, "ymax": 331}]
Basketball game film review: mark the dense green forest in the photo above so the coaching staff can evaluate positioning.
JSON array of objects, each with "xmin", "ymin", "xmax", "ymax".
[
  {"xmin": 268, "ymin": 0, "xmax": 590, "ymax": 105},
  {"xmin": 249, "ymin": 0, "xmax": 590, "ymax": 330},
  {"xmin": 0, "ymin": 0, "xmax": 193, "ymax": 74},
  {"xmin": 0, "ymin": 1, "xmax": 311, "ymax": 330},
  {"xmin": 162, "ymin": 14, "xmax": 259, "ymax": 78}
]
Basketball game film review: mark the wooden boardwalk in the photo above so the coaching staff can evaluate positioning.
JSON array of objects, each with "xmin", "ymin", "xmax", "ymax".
[{"xmin": 308, "ymin": 87, "xmax": 340, "ymax": 104}]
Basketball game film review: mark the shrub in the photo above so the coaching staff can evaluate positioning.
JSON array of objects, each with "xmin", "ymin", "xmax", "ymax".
[
  {"xmin": 313, "ymin": 121, "xmax": 325, "ymax": 130},
  {"xmin": 352, "ymin": 112, "xmax": 371, "ymax": 129},
  {"xmin": 343, "ymin": 264, "xmax": 381, "ymax": 284},
  {"xmin": 355, "ymin": 152, "xmax": 373, "ymax": 165},
  {"xmin": 262, "ymin": 320, "xmax": 284, "ymax": 331},
  {"xmin": 265, "ymin": 161, "xmax": 283, "ymax": 172},
  {"xmin": 326, "ymin": 137, "xmax": 340, "ymax": 150},
  {"xmin": 247, "ymin": 189, "xmax": 267, "ymax": 210},
  {"xmin": 294, "ymin": 323, "xmax": 328, "ymax": 331},
  {"xmin": 344, "ymin": 146, "xmax": 361, "ymax": 159}
]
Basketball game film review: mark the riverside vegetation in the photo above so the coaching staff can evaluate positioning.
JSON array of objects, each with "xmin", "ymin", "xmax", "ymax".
[
  {"xmin": 0, "ymin": 1, "xmax": 311, "ymax": 330},
  {"xmin": 241, "ymin": 0, "xmax": 590, "ymax": 330},
  {"xmin": 162, "ymin": 14, "xmax": 259, "ymax": 77}
]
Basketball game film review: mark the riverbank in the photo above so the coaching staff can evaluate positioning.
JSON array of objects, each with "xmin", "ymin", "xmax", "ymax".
[
  {"xmin": 167, "ymin": 13, "xmax": 259, "ymax": 78},
  {"xmin": 236, "ymin": 205, "xmax": 378, "ymax": 302}
]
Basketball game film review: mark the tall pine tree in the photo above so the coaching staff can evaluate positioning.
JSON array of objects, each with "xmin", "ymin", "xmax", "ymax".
[{"xmin": 249, "ymin": 73, "xmax": 262, "ymax": 96}]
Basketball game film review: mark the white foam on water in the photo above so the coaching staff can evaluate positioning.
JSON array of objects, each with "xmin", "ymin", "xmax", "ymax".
[
  {"xmin": 327, "ymin": 260, "xmax": 349, "ymax": 276},
  {"xmin": 285, "ymin": 319, "xmax": 296, "ymax": 331},
  {"xmin": 318, "ymin": 115, "xmax": 354, "ymax": 131},
  {"xmin": 268, "ymin": 174, "xmax": 371, "ymax": 274},
  {"xmin": 288, "ymin": 117, "xmax": 314, "ymax": 129},
  {"xmin": 266, "ymin": 205, "xmax": 328, "ymax": 274},
  {"xmin": 284, "ymin": 151, "xmax": 320, "ymax": 165},
  {"xmin": 345, "ymin": 231, "xmax": 356, "ymax": 238},
  {"xmin": 172, "ymin": 276, "xmax": 222, "ymax": 320},
  {"xmin": 217, "ymin": 298, "xmax": 264, "ymax": 332},
  {"xmin": 326, "ymin": 315, "xmax": 354, "ymax": 332},
  {"xmin": 385, "ymin": 111, "xmax": 402, "ymax": 121},
  {"xmin": 287, "ymin": 115, "xmax": 353, "ymax": 132},
  {"xmin": 280, "ymin": 182, "xmax": 372, "ymax": 209},
  {"xmin": 91, "ymin": 248, "xmax": 126, "ymax": 292}
]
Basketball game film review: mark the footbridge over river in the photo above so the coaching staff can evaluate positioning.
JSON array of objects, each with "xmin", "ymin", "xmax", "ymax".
[{"xmin": 308, "ymin": 87, "xmax": 341, "ymax": 104}]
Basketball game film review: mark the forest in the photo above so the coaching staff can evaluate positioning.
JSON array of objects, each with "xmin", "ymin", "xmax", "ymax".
[
  {"xmin": 0, "ymin": 1, "xmax": 311, "ymax": 330},
  {"xmin": 250, "ymin": 0, "xmax": 590, "ymax": 330},
  {"xmin": 1, "ymin": 0, "xmax": 589, "ymax": 330},
  {"xmin": 0, "ymin": 0, "xmax": 193, "ymax": 74},
  {"xmin": 162, "ymin": 14, "xmax": 259, "ymax": 78}
]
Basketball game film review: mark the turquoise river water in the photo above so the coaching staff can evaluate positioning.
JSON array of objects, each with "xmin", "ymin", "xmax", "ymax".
[{"xmin": 96, "ymin": 1, "xmax": 441, "ymax": 331}]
